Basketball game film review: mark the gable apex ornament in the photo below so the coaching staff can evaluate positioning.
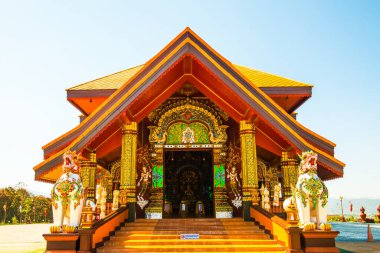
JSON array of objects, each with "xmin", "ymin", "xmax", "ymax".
[{"xmin": 182, "ymin": 127, "xmax": 195, "ymax": 144}]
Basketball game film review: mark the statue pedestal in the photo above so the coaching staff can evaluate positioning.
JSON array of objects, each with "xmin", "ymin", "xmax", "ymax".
[
  {"xmin": 43, "ymin": 233, "xmax": 79, "ymax": 252},
  {"xmin": 301, "ymin": 230, "xmax": 340, "ymax": 253},
  {"xmin": 145, "ymin": 188, "xmax": 163, "ymax": 219},
  {"xmin": 214, "ymin": 187, "xmax": 233, "ymax": 218}
]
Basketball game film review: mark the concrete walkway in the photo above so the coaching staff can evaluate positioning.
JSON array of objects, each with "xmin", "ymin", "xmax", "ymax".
[
  {"xmin": 0, "ymin": 224, "xmax": 51, "ymax": 253},
  {"xmin": 337, "ymin": 242, "xmax": 380, "ymax": 253}
]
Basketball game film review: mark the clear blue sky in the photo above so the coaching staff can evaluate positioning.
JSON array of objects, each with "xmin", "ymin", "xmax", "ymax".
[{"xmin": 0, "ymin": 1, "xmax": 379, "ymax": 198}]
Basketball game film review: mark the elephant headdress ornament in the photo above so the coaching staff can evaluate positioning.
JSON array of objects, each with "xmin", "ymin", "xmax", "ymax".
[
  {"xmin": 284, "ymin": 151, "xmax": 329, "ymax": 229},
  {"xmin": 51, "ymin": 150, "xmax": 84, "ymax": 227}
]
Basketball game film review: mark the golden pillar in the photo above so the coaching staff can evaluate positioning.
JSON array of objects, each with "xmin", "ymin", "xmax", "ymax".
[
  {"xmin": 120, "ymin": 122, "xmax": 138, "ymax": 221},
  {"xmin": 145, "ymin": 144, "xmax": 164, "ymax": 219},
  {"xmin": 281, "ymin": 152, "xmax": 298, "ymax": 199},
  {"xmin": 240, "ymin": 121, "xmax": 259, "ymax": 220},
  {"xmin": 80, "ymin": 151, "xmax": 97, "ymax": 202}
]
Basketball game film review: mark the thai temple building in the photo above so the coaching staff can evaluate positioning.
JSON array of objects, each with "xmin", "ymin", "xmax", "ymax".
[{"xmin": 34, "ymin": 28, "xmax": 344, "ymax": 252}]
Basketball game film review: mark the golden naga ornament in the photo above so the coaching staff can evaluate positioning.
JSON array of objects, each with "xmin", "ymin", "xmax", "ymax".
[
  {"xmin": 320, "ymin": 223, "xmax": 332, "ymax": 231},
  {"xmin": 50, "ymin": 225, "xmax": 61, "ymax": 233},
  {"xmin": 303, "ymin": 222, "xmax": 316, "ymax": 231}
]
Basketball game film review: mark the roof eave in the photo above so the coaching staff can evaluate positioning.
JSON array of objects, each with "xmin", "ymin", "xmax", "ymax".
[{"xmin": 67, "ymin": 89, "xmax": 115, "ymax": 99}]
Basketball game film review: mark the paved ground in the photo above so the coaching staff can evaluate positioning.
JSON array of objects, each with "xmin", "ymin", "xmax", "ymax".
[
  {"xmin": 337, "ymin": 242, "xmax": 380, "ymax": 253},
  {"xmin": 0, "ymin": 224, "xmax": 50, "ymax": 253}
]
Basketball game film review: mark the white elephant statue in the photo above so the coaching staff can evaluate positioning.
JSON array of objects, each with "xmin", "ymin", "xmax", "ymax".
[
  {"xmin": 284, "ymin": 151, "xmax": 328, "ymax": 229},
  {"xmin": 51, "ymin": 151, "xmax": 84, "ymax": 227}
]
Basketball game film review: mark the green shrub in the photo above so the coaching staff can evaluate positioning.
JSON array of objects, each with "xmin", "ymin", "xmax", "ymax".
[{"xmin": 11, "ymin": 216, "xmax": 18, "ymax": 224}]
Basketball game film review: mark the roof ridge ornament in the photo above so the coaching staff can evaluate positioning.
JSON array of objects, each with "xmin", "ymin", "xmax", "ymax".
[{"xmin": 148, "ymin": 97, "xmax": 229, "ymax": 124}]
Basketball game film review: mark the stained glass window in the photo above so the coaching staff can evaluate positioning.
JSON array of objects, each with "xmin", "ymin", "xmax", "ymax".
[
  {"xmin": 152, "ymin": 165, "xmax": 163, "ymax": 188},
  {"xmin": 214, "ymin": 164, "xmax": 226, "ymax": 188}
]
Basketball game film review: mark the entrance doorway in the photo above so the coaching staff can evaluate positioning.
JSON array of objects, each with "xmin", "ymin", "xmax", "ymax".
[{"xmin": 164, "ymin": 150, "xmax": 213, "ymax": 217}]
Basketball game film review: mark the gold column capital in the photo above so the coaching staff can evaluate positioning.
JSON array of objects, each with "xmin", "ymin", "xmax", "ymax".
[
  {"xmin": 89, "ymin": 151, "xmax": 96, "ymax": 163},
  {"xmin": 122, "ymin": 122, "xmax": 138, "ymax": 134},
  {"xmin": 281, "ymin": 151, "xmax": 289, "ymax": 162},
  {"xmin": 239, "ymin": 120, "xmax": 255, "ymax": 133}
]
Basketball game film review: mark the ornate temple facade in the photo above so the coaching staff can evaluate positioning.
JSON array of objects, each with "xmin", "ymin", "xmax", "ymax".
[{"xmin": 34, "ymin": 28, "xmax": 344, "ymax": 223}]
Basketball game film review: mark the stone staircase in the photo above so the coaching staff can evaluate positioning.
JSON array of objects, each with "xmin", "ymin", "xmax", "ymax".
[{"xmin": 97, "ymin": 218, "xmax": 285, "ymax": 252}]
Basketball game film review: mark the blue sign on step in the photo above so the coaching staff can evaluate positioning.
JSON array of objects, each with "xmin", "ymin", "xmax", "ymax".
[{"xmin": 180, "ymin": 234, "xmax": 200, "ymax": 240}]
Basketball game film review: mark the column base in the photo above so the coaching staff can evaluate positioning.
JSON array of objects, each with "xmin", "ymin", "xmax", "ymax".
[
  {"xmin": 301, "ymin": 230, "xmax": 340, "ymax": 253},
  {"xmin": 146, "ymin": 212, "xmax": 163, "ymax": 219},
  {"xmin": 216, "ymin": 211, "xmax": 233, "ymax": 218},
  {"xmin": 119, "ymin": 190, "xmax": 127, "ymax": 207},
  {"xmin": 128, "ymin": 202, "xmax": 136, "ymax": 222},
  {"xmin": 43, "ymin": 233, "xmax": 79, "ymax": 252},
  {"xmin": 214, "ymin": 187, "xmax": 233, "ymax": 219},
  {"xmin": 243, "ymin": 201, "xmax": 251, "ymax": 221},
  {"xmin": 251, "ymin": 188, "xmax": 260, "ymax": 206},
  {"xmin": 145, "ymin": 187, "xmax": 163, "ymax": 219}
]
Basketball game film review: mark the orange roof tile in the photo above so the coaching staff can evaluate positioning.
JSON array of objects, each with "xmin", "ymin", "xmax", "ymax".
[
  {"xmin": 67, "ymin": 64, "xmax": 144, "ymax": 91},
  {"xmin": 233, "ymin": 64, "xmax": 313, "ymax": 88},
  {"xmin": 67, "ymin": 64, "xmax": 311, "ymax": 91}
]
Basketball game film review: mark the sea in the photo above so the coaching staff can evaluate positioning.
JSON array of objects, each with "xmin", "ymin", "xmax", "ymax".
[
  {"xmin": 328, "ymin": 198, "xmax": 380, "ymax": 216},
  {"xmin": 332, "ymin": 222, "xmax": 380, "ymax": 241},
  {"xmin": 326, "ymin": 198, "xmax": 380, "ymax": 242}
]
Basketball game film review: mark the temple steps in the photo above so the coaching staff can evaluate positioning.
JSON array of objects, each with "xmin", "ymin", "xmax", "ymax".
[
  {"xmin": 97, "ymin": 218, "xmax": 285, "ymax": 253},
  {"xmin": 105, "ymin": 238, "xmax": 278, "ymax": 246},
  {"xmin": 109, "ymin": 234, "xmax": 270, "ymax": 240},
  {"xmin": 123, "ymin": 221, "xmax": 259, "ymax": 226},
  {"xmin": 122, "ymin": 221, "xmax": 260, "ymax": 226},
  {"xmin": 120, "ymin": 226, "xmax": 263, "ymax": 231},
  {"xmin": 97, "ymin": 246, "xmax": 285, "ymax": 252},
  {"xmin": 114, "ymin": 230, "xmax": 270, "ymax": 236}
]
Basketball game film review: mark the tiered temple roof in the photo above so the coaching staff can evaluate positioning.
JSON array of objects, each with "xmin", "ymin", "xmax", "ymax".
[{"xmin": 34, "ymin": 28, "xmax": 344, "ymax": 183}]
